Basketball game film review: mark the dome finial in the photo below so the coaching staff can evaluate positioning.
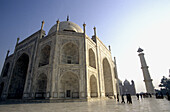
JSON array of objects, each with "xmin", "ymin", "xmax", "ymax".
[
  {"xmin": 6, "ymin": 50, "xmax": 10, "ymax": 59},
  {"xmin": 56, "ymin": 19, "xmax": 60, "ymax": 32},
  {"xmin": 93, "ymin": 26, "xmax": 96, "ymax": 36},
  {"xmin": 67, "ymin": 15, "xmax": 69, "ymax": 21},
  {"xmin": 57, "ymin": 19, "xmax": 60, "ymax": 23},
  {"xmin": 137, "ymin": 47, "xmax": 143, "ymax": 53},
  {"xmin": 41, "ymin": 20, "xmax": 44, "ymax": 30},
  {"xmin": 108, "ymin": 45, "xmax": 111, "ymax": 51},
  {"xmin": 16, "ymin": 37, "xmax": 20, "ymax": 45},
  {"xmin": 83, "ymin": 22, "xmax": 86, "ymax": 34}
]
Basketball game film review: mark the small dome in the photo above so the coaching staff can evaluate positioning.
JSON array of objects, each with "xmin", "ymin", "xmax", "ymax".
[
  {"xmin": 124, "ymin": 79, "xmax": 130, "ymax": 85},
  {"xmin": 48, "ymin": 21, "xmax": 83, "ymax": 35}
]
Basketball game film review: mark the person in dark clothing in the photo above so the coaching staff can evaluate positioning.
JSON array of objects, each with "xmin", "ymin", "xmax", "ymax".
[
  {"xmin": 166, "ymin": 92, "xmax": 170, "ymax": 101},
  {"xmin": 129, "ymin": 94, "xmax": 132, "ymax": 104},
  {"xmin": 121, "ymin": 94, "xmax": 125, "ymax": 103},
  {"xmin": 136, "ymin": 93, "xmax": 139, "ymax": 100},
  {"xmin": 155, "ymin": 93, "xmax": 158, "ymax": 98},
  {"xmin": 160, "ymin": 92, "xmax": 164, "ymax": 98},
  {"xmin": 117, "ymin": 94, "xmax": 119, "ymax": 102},
  {"xmin": 149, "ymin": 93, "xmax": 152, "ymax": 98},
  {"xmin": 126, "ymin": 94, "xmax": 132, "ymax": 104},
  {"xmin": 140, "ymin": 93, "xmax": 143, "ymax": 99}
]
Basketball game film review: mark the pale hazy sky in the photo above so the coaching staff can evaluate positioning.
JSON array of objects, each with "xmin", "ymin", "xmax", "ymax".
[{"xmin": 0, "ymin": 0, "xmax": 170, "ymax": 92}]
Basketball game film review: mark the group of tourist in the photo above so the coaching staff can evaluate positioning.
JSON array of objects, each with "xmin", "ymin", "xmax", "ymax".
[
  {"xmin": 116, "ymin": 92, "xmax": 170, "ymax": 104},
  {"xmin": 117, "ymin": 94, "xmax": 132, "ymax": 104},
  {"xmin": 155, "ymin": 92, "xmax": 164, "ymax": 99},
  {"xmin": 155, "ymin": 92, "xmax": 170, "ymax": 100},
  {"xmin": 166, "ymin": 92, "xmax": 170, "ymax": 100},
  {"xmin": 136, "ymin": 93, "xmax": 152, "ymax": 100},
  {"xmin": 137, "ymin": 92, "xmax": 170, "ymax": 101}
]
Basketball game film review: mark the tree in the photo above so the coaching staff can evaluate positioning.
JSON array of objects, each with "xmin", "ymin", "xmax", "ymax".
[{"xmin": 159, "ymin": 76, "xmax": 170, "ymax": 94}]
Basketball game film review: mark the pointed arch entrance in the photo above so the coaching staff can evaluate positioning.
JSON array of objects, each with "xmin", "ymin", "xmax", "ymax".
[
  {"xmin": 89, "ymin": 49, "xmax": 96, "ymax": 68},
  {"xmin": 61, "ymin": 42, "xmax": 79, "ymax": 64},
  {"xmin": 90, "ymin": 75, "xmax": 98, "ymax": 97},
  {"xmin": 39, "ymin": 45, "xmax": 51, "ymax": 67},
  {"xmin": 35, "ymin": 73, "xmax": 47, "ymax": 99},
  {"xmin": 2, "ymin": 63, "xmax": 10, "ymax": 77},
  {"xmin": 0, "ymin": 82, "xmax": 4, "ymax": 98},
  {"xmin": 36, "ymin": 73, "xmax": 47, "ymax": 92},
  {"xmin": 103, "ymin": 58, "xmax": 113, "ymax": 96},
  {"xmin": 59, "ymin": 72, "xmax": 79, "ymax": 98},
  {"xmin": 8, "ymin": 53, "xmax": 29, "ymax": 99}
]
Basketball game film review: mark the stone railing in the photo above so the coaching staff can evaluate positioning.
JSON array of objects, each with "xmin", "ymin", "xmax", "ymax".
[
  {"xmin": 35, "ymin": 92, "xmax": 50, "ymax": 99},
  {"xmin": 59, "ymin": 92, "xmax": 79, "ymax": 98}
]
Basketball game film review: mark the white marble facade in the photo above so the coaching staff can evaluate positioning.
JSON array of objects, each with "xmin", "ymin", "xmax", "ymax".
[{"xmin": 0, "ymin": 19, "xmax": 119, "ymax": 101}]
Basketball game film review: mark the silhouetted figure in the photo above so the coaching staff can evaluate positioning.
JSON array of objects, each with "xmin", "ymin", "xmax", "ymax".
[
  {"xmin": 128, "ymin": 94, "xmax": 132, "ymax": 104},
  {"xmin": 143, "ymin": 93, "xmax": 148, "ymax": 98},
  {"xmin": 155, "ymin": 93, "xmax": 158, "ymax": 98},
  {"xmin": 121, "ymin": 94, "xmax": 125, "ymax": 103},
  {"xmin": 140, "ymin": 93, "xmax": 143, "ymax": 99},
  {"xmin": 166, "ymin": 92, "xmax": 170, "ymax": 101},
  {"xmin": 156, "ymin": 92, "xmax": 164, "ymax": 99},
  {"xmin": 136, "ymin": 93, "xmax": 139, "ymax": 100},
  {"xmin": 117, "ymin": 94, "xmax": 119, "ymax": 102},
  {"xmin": 126, "ymin": 94, "xmax": 132, "ymax": 104},
  {"xmin": 160, "ymin": 92, "xmax": 164, "ymax": 98}
]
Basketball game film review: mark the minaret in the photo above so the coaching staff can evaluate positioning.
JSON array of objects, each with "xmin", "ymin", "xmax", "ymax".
[{"xmin": 137, "ymin": 48, "xmax": 155, "ymax": 94}]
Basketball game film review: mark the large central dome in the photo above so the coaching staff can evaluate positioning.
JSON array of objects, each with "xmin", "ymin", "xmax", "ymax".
[{"xmin": 48, "ymin": 21, "xmax": 83, "ymax": 35}]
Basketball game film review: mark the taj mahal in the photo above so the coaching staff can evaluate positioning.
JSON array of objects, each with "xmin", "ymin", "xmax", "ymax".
[{"xmin": 0, "ymin": 17, "xmax": 119, "ymax": 101}]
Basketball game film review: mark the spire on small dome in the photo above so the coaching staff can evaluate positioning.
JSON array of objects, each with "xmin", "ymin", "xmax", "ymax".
[
  {"xmin": 57, "ymin": 19, "xmax": 60, "ymax": 23},
  {"xmin": 137, "ymin": 47, "xmax": 143, "ymax": 53},
  {"xmin": 93, "ymin": 26, "xmax": 96, "ymax": 36},
  {"xmin": 56, "ymin": 19, "xmax": 60, "ymax": 32},
  {"xmin": 16, "ymin": 37, "xmax": 20, "ymax": 45},
  {"xmin": 108, "ymin": 45, "xmax": 111, "ymax": 51},
  {"xmin": 83, "ymin": 22, "xmax": 86, "ymax": 26},
  {"xmin": 83, "ymin": 22, "xmax": 86, "ymax": 34},
  {"xmin": 6, "ymin": 50, "xmax": 10, "ymax": 59},
  {"xmin": 41, "ymin": 20, "xmax": 45, "ymax": 30}
]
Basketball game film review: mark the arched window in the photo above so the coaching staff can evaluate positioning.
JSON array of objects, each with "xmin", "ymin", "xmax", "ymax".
[
  {"xmin": 0, "ymin": 82, "xmax": 4, "ymax": 98},
  {"xmin": 61, "ymin": 42, "xmax": 79, "ymax": 64},
  {"xmin": 2, "ymin": 63, "xmax": 10, "ymax": 77},
  {"xmin": 59, "ymin": 72, "xmax": 79, "ymax": 98},
  {"xmin": 36, "ymin": 73, "xmax": 47, "ymax": 92},
  {"xmin": 39, "ymin": 45, "xmax": 51, "ymax": 67},
  {"xmin": 89, "ymin": 49, "xmax": 96, "ymax": 68},
  {"xmin": 103, "ymin": 58, "xmax": 113, "ymax": 96},
  {"xmin": 90, "ymin": 75, "xmax": 98, "ymax": 97},
  {"xmin": 8, "ymin": 53, "xmax": 29, "ymax": 99}
]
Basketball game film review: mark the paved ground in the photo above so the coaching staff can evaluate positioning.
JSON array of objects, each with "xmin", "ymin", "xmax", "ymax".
[{"xmin": 0, "ymin": 97, "xmax": 170, "ymax": 112}]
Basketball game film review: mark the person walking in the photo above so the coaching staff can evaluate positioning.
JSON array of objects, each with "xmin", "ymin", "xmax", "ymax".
[
  {"xmin": 117, "ymin": 94, "xmax": 119, "ymax": 102},
  {"xmin": 136, "ymin": 93, "xmax": 139, "ymax": 100},
  {"xmin": 129, "ymin": 94, "xmax": 132, "ymax": 104},
  {"xmin": 140, "ymin": 93, "xmax": 143, "ymax": 99},
  {"xmin": 126, "ymin": 94, "xmax": 129, "ymax": 103},
  {"xmin": 121, "ymin": 94, "xmax": 125, "ymax": 103},
  {"xmin": 126, "ymin": 94, "xmax": 132, "ymax": 104}
]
